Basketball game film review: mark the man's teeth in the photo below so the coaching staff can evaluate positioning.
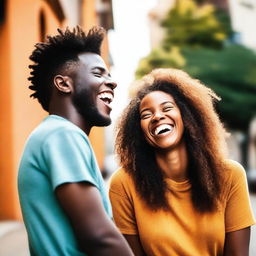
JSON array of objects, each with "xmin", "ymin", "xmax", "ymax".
[
  {"xmin": 154, "ymin": 124, "xmax": 173, "ymax": 135},
  {"xmin": 99, "ymin": 92, "xmax": 113, "ymax": 104}
]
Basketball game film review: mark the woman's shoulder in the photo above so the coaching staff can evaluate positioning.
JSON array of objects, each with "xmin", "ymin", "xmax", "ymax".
[
  {"xmin": 110, "ymin": 167, "xmax": 131, "ymax": 182},
  {"xmin": 109, "ymin": 167, "xmax": 135, "ymax": 195},
  {"xmin": 223, "ymin": 159, "xmax": 246, "ymax": 176},
  {"xmin": 222, "ymin": 159, "xmax": 247, "ymax": 186}
]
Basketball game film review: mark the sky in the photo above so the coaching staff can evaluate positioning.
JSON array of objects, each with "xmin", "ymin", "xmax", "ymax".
[
  {"xmin": 104, "ymin": 0, "xmax": 157, "ymax": 165},
  {"xmin": 108, "ymin": 0, "xmax": 157, "ymax": 120}
]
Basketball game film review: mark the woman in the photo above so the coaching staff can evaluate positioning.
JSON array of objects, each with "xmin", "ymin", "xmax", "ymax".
[{"xmin": 109, "ymin": 68, "xmax": 255, "ymax": 256}]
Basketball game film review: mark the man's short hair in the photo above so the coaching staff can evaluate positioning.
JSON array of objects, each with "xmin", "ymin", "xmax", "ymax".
[{"xmin": 28, "ymin": 26, "xmax": 105, "ymax": 111}]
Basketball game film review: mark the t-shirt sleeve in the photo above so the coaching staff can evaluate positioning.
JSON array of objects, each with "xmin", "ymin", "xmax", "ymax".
[
  {"xmin": 109, "ymin": 170, "xmax": 138, "ymax": 235},
  {"xmin": 42, "ymin": 129, "xmax": 97, "ymax": 190},
  {"xmin": 225, "ymin": 161, "xmax": 255, "ymax": 232}
]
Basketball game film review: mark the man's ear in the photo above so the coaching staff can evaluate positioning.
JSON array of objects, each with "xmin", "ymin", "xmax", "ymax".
[{"xmin": 53, "ymin": 75, "xmax": 73, "ymax": 93}]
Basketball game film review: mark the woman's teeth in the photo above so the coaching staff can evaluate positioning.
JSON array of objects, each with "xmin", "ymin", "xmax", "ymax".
[{"xmin": 154, "ymin": 124, "xmax": 173, "ymax": 135}]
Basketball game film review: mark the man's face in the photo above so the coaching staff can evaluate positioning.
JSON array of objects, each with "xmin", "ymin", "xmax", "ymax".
[{"xmin": 72, "ymin": 53, "xmax": 117, "ymax": 127}]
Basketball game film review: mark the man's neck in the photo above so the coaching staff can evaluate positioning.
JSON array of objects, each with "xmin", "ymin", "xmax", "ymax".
[{"xmin": 49, "ymin": 99, "xmax": 91, "ymax": 135}]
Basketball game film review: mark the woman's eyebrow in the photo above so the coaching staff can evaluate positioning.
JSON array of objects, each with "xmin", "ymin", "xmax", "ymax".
[{"xmin": 160, "ymin": 101, "xmax": 175, "ymax": 106}]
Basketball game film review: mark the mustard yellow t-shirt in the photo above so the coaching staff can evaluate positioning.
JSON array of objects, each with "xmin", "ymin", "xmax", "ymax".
[{"xmin": 109, "ymin": 160, "xmax": 255, "ymax": 256}]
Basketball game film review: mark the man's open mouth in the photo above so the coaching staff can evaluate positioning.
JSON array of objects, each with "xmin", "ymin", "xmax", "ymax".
[{"xmin": 98, "ymin": 91, "xmax": 114, "ymax": 105}]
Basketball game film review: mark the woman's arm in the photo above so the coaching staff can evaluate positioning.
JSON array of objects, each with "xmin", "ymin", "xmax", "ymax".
[
  {"xmin": 124, "ymin": 234, "xmax": 147, "ymax": 256},
  {"xmin": 223, "ymin": 227, "xmax": 251, "ymax": 256}
]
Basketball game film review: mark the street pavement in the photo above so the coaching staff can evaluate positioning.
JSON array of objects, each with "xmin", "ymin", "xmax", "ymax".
[
  {"xmin": 0, "ymin": 193, "xmax": 256, "ymax": 256},
  {"xmin": 0, "ymin": 221, "xmax": 29, "ymax": 256},
  {"xmin": 249, "ymin": 192, "xmax": 256, "ymax": 256}
]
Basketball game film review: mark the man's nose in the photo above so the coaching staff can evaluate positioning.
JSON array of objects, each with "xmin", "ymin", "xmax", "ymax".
[{"xmin": 105, "ymin": 76, "xmax": 117, "ymax": 90}]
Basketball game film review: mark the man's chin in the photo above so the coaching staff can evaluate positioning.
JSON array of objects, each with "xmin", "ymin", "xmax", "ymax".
[
  {"xmin": 94, "ymin": 117, "xmax": 111, "ymax": 127},
  {"xmin": 77, "ymin": 107, "xmax": 111, "ymax": 127},
  {"xmin": 83, "ymin": 113, "xmax": 111, "ymax": 127}
]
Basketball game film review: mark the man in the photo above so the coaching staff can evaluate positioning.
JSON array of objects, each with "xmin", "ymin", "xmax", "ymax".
[{"xmin": 18, "ymin": 26, "xmax": 133, "ymax": 256}]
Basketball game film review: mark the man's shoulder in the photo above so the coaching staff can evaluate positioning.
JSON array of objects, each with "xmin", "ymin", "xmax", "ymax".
[
  {"xmin": 36, "ymin": 115, "xmax": 84, "ymax": 133},
  {"xmin": 22, "ymin": 115, "xmax": 90, "ymax": 159},
  {"xmin": 30, "ymin": 115, "xmax": 87, "ymax": 142}
]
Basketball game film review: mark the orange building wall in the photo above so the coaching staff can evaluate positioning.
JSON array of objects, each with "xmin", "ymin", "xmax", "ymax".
[
  {"xmin": 0, "ymin": 0, "xmax": 109, "ymax": 220},
  {"xmin": 0, "ymin": 13, "xmax": 15, "ymax": 219},
  {"xmin": 82, "ymin": 0, "xmax": 97, "ymax": 28},
  {"xmin": 0, "ymin": 0, "xmax": 62, "ymax": 220}
]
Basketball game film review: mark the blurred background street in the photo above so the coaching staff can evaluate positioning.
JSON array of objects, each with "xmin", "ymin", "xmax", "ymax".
[{"xmin": 0, "ymin": 0, "xmax": 256, "ymax": 254}]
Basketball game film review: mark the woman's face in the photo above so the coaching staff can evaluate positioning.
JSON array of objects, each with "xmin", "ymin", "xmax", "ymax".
[{"xmin": 139, "ymin": 90, "xmax": 184, "ymax": 150}]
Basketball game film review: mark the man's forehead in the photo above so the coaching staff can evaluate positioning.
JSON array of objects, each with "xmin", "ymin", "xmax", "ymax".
[{"xmin": 78, "ymin": 52, "xmax": 107, "ymax": 69}]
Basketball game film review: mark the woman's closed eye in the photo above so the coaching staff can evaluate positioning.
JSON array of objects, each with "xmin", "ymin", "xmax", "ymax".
[
  {"xmin": 163, "ymin": 106, "xmax": 173, "ymax": 112},
  {"xmin": 140, "ymin": 112, "xmax": 152, "ymax": 119}
]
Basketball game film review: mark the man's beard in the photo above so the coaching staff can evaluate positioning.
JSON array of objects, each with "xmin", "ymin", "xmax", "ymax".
[{"xmin": 72, "ymin": 88, "xmax": 111, "ymax": 127}]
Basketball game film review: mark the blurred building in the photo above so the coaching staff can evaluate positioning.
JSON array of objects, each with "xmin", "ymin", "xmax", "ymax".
[
  {"xmin": 229, "ymin": 0, "xmax": 256, "ymax": 49},
  {"xmin": 248, "ymin": 117, "xmax": 256, "ymax": 184},
  {"xmin": 148, "ymin": 0, "xmax": 175, "ymax": 48},
  {"xmin": 249, "ymin": 118, "xmax": 256, "ymax": 170},
  {"xmin": 228, "ymin": 0, "xmax": 256, "ymax": 179},
  {"xmin": 0, "ymin": 0, "xmax": 114, "ymax": 220}
]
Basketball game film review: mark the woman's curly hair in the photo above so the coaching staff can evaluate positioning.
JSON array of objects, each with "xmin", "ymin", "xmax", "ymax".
[
  {"xmin": 116, "ymin": 68, "xmax": 228, "ymax": 212},
  {"xmin": 28, "ymin": 26, "xmax": 105, "ymax": 111}
]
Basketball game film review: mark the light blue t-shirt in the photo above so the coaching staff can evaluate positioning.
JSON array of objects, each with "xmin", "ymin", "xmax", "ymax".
[{"xmin": 18, "ymin": 115, "xmax": 112, "ymax": 256}]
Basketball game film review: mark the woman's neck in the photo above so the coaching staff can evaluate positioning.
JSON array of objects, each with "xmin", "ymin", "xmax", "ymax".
[{"xmin": 155, "ymin": 140, "xmax": 188, "ymax": 182}]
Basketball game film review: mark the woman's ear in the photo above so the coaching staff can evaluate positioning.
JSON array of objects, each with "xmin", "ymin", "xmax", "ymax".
[{"xmin": 53, "ymin": 75, "xmax": 73, "ymax": 93}]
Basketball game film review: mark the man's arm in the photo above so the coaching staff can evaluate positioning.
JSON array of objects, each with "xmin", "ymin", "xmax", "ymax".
[
  {"xmin": 55, "ymin": 182, "xmax": 134, "ymax": 256},
  {"xmin": 223, "ymin": 227, "xmax": 251, "ymax": 256},
  {"xmin": 124, "ymin": 234, "xmax": 147, "ymax": 256}
]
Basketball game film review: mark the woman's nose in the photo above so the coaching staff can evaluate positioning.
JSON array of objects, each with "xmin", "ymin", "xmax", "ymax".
[{"xmin": 151, "ymin": 111, "xmax": 164, "ymax": 122}]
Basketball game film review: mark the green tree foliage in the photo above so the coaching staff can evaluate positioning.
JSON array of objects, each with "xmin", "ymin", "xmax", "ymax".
[
  {"xmin": 161, "ymin": 0, "xmax": 231, "ymax": 49},
  {"xmin": 136, "ymin": 47, "xmax": 185, "ymax": 78},
  {"xmin": 135, "ymin": 0, "xmax": 256, "ymax": 131},
  {"xmin": 182, "ymin": 45, "xmax": 256, "ymax": 131}
]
